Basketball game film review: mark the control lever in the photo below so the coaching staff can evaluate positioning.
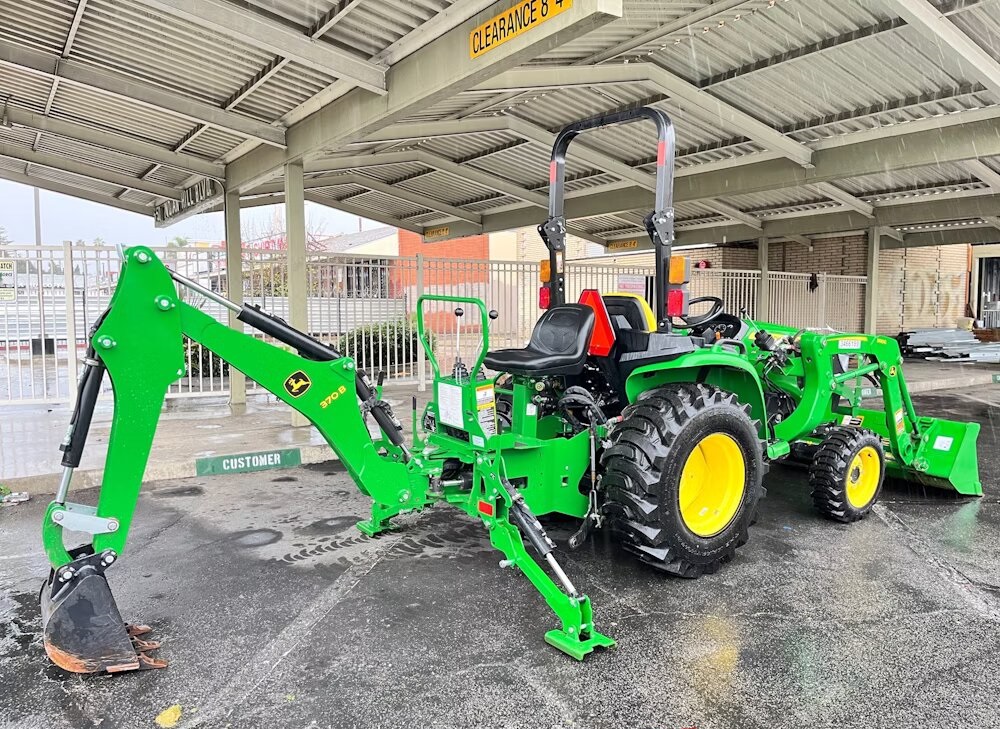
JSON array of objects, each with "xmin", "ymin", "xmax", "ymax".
[
  {"xmin": 452, "ymin": 307, "xmax": 468, "ymax": 383},
  {"xmin": 473, "ymin": 310, "xmax": 499, "ymax": 377}
]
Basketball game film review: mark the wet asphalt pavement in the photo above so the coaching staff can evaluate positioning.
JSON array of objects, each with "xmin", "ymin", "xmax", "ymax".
[{"xmin": 2, "ymin": 388, "xmax": 999, "ymax": 729}]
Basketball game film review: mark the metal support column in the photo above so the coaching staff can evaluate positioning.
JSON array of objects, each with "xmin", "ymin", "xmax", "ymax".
[
  {"xmin": 285, "ymin": 159, "xmax": 309, "ymax": 427},
  {"xmin": 224, "ymin": 189, "xmax": 246, "ymax": 405},
  {"xmin": 62, "ymin": 240, "xmax": 79, "ymax": 397},
  {"xmin": 416, "ymin": 253, "xmax": 426, "ymax": 393},
  {"xmin": 865, "ymin": 226, "xmax": 880, "ymax": 334},
  {"xmin": 756, "ymin": 236, "xmax": 769, "ymax": 320}
]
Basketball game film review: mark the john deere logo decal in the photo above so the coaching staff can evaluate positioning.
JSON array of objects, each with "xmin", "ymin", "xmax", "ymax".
[{"xmin": 284, "ymin": 371, "xmax": 311, "ymax": 398}]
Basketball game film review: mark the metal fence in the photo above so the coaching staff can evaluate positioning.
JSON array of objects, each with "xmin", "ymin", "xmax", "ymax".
[
  {"xmin": 0, "ymin": 245, "xmax": 868, "ymax": 405},
  {"xmin": 768, "ymin": 272, "xmax": 867, "ymax": 333}
]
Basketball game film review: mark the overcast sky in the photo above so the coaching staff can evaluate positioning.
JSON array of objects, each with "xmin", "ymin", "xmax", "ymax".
[{"xmin": 0, "ymin": 179, "xmax": 375, "ymax": 245}]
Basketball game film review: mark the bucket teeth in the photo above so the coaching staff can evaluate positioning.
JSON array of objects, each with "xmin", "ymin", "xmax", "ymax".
[
  {"xmin": 137, "ymin": 652, "xmax": 169, "ymax": 670},
  {"xmin": 126, "ymin": 623, "xmax": 153, "ymax": 637},
  {"xmin": 131, "ymin": 636, "xmax": 162, "ymax": 652}
]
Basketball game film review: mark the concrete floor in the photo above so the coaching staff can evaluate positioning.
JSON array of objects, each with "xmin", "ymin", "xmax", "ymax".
[{"xmin": 1, "ymin": 387, "xmax": 999, "ymax": 729}]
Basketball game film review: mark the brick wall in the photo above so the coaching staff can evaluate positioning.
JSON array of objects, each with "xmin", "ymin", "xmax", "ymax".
[
  {"xmin": 767, "ymin": 235, "xmax": 867, "ymax": 275},
  {"xmin": 879, "ymin": 244, "xmax": 969, "ymax": 332},
  {"xmin": 393, "ymin": 230, "xmax": 490, "ymax": 288},
  {"xmin": 516, "ymin": 227, "xmax": 595, "ymax": 262},
  {"xmin": 574, "ymin": 245, "xmax": 756, "ymax": 268}
]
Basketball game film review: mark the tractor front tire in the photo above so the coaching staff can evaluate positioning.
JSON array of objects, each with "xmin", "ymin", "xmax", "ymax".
[
  {"xmin": 602, "ymin": 383, "xmax": 764, "ymax": 578},
  {"xmin": 808, "ymin": 427, "xmax": 884, "ymax": 523}
]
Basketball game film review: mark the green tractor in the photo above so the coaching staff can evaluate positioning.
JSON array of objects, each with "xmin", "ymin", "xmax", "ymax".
[{"xmin": 39, "ymin": 108, "xmax": 981, "ymax": 674}]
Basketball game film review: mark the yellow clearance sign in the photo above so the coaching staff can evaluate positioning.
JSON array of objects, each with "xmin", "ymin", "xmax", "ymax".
[
  {"xmin": 608, "ymin": 239, "xmax": 638, "ymax": 251},
  {"xmin": 425, "ymin": 226, "xmax": 450, "ymax": 238},
  {"xmin": 470, "ymin": 0, "xmax": 573, "ymax": 59}
]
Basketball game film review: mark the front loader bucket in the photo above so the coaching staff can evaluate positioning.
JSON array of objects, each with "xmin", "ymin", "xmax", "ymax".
[
  {"xmin": 40, "ymin": 552, "xmax": 165, "ymax": 674},
  {"xmin": 886, "ymin": 417, "xmax": 982, "ymax": 496}
]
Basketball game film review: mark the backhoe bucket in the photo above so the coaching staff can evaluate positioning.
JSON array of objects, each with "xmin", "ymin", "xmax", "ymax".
[
  {"xmin": 886, "ymin": 417, "xmax": 982, "ymax": 496},
  {"xmin": 40, "ymin": 551, "xmax": 165, "ymax": 674}
]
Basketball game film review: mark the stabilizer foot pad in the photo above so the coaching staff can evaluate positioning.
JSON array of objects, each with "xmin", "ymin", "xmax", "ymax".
[
  {"xmin": 356, "ymin": 519, "xmax": 401, "ymax": 537},
  {"xmin": 544, "ymin": 628, "xmax": 616, "ymax": 661}
]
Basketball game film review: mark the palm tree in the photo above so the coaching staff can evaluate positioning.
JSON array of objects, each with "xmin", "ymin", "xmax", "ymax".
[{"xmin": 167, "ymin": 236, "xmax": 191, "ymax": 248}]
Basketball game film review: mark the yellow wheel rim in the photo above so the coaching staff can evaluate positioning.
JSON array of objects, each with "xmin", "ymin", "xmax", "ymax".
[
  {"xmin": 846, "ymin": 446, "xmax": 880, "ymax": 508},
  {"xmin": 679, "ymin": 433, "xmax": 746, "ymax": 538}
]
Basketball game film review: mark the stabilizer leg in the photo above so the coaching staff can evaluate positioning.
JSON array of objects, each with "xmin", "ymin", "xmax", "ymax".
[{"xmin": 475, "ymin": 466, "xmax": 615, "ymax": 660}]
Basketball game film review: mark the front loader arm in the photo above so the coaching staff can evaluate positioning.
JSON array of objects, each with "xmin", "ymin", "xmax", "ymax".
[{"xmin": 769, "ymin": 332, "xmax": 981, "ymax": 495}]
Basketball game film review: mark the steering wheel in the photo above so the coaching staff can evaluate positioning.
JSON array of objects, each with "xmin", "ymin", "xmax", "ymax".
[{"xmin": 672, "ymin": 295, "xmax": 725, "ymax": 329}]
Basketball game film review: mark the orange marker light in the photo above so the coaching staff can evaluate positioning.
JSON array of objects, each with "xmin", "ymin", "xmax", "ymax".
[
  {"xmin": 539, "ymin": 259, "xmax": 551, "ymax": 283},
  {"xmin": 668, "ymin": 255, "xmax": 690, "ymax": 285}
]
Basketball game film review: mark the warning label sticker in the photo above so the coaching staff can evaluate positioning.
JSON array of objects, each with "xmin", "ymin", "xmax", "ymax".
[
  {"xmin": 840, "ymin": 415, "xmax": 864, "ymax": 427},
  {"xmin": 0, "ymin": 260, "xmax": 15, "ymax": 303},
  {"xmin": 932, "ymin": 435, "xmax": 953, "ymax": 451},
  {"xmin": 894, "ymin": 408, "xmax": 905, "ymax": 435},
  {"xmin": 476, "ymin": 384, "xmax": 497, "ymax": 437},
  {"xmin": 470, "ymin": 0, "xmax": 573, "ymax": 59}
]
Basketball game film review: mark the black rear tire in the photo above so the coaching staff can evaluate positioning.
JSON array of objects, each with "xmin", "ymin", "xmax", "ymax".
[
  {"xmin": 601, "ymin": 383, "xmax": 765, "ymax": 578},
  {"xmin": 808, "ymin": 427, "xmax": 884, "ymax": 522}
]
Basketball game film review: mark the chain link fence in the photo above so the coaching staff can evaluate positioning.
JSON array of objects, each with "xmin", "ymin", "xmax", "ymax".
[{"xmin": 0, "ymin": 245, "xmax": 867, "ymax": 404}]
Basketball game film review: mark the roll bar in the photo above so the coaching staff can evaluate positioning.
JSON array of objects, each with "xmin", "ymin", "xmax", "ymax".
[{"xmin": 538, "ymin": 106, "xmax": 676, "ymax": 331}]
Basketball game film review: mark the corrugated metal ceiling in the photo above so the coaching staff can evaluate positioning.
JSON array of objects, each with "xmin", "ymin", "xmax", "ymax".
[{"xmin": 0, "ymin": 0, "xmax": 997, "ymax": 245}]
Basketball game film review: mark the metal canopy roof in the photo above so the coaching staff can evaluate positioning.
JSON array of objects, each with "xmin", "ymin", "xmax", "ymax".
[{"xmin": 2, "ymin": 0, "xmax": 1000, "ymax": 249}]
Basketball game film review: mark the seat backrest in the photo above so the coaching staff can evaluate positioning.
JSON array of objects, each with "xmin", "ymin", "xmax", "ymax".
[
  {"xmin": 603, "ymin": 294, "xmax": 654, "ymax": 333},
  {"xmin": 528, "ymin": 304, "xmax": 595, "ymax": 356}
]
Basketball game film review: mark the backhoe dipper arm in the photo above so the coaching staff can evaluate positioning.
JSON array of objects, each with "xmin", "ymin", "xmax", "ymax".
[{"xmin": 42, "ymin": 246, "xmax": 412, "ymax": 571}]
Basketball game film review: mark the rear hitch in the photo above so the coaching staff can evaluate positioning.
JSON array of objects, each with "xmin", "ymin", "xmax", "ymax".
[{"xmin": 40, "ymin": 548, "xmax": 166, "ymax": 674}]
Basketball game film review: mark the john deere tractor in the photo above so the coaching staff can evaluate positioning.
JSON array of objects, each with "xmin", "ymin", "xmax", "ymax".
[{"xmin": 39, "ymin": 108, "xmax": 981, "ymax": 674}]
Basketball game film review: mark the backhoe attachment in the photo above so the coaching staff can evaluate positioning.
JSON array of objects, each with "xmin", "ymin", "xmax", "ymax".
[{"xmin": 41, "ymin": 247, "xmax": 612, "ymax": 673}]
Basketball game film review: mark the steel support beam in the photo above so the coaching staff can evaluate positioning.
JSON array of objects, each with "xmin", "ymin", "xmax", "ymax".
[
  {"xmin": 304, "ymin": 149, "xmax": 550, "ymax": 208},
  {"xmin": 757, "ymin": 237, "xmax": 769, "ymax": 319},
  {"xmin": 705, "ymin": 199, "xmax": 762, "ymax": 230},
  {"xmin": 884, "ymin": 0, "xmax": 1000, "ymax": 96},
  {"xmin": 224, "ymin": 0, "xmax": 622, "ymax": 195},
  {"xmin": 961, "ymin": 159, "xmax": 1000, "ymax": 191},
  {"xmin": 5, "ymin": 107, "xmax": 224, "ymax": 178},
  {"xmin": 342, "ymin": 175, "xmax": 482, "ymax": 224},
  {"xmin": 891, "ymin": 226, "xmax": 1000, "ymax": 248},
  {"xmin": 601, "ymin": 194, "xmax": 1000, "ymax": 248},
  {"xmin": 0, "ymin": 144, "xmax": 181, "ymax": 200},
  {"xmin": 0, "ymin": 40, "xmax": 285, "ymax": 147},
  {"xmin": 285, "ymin": 159, "xmax": 309, "ymax": 427},
  {"xmin": 865, "ymin": 227, "xmax": 879, "ymax": 333},
  {"xmin": 471, "ymin": 116, "xmax": 1000, "ymax": 233},
  {"xmin": 136, "ymin": 0, "xmax": 386, "ymax": 94},
  {"xmin": 812, "ymin": 182, "xmax": 874, "ymax": 218},
  {"xmin": 579, "ymin": 0, "xmax": 748, "ymax": 64},
  {"xmin": 0, "ymin": 168, "xmax": 150, "ymax": 215},
  {"xmin": 474, "ymin": 64, "xmax": 813, "ymax": 166},
  {"xmin": 305, "ymin": 193, "xmax": 424, "ymax": 234},
  {"xmin": 223, "ymin": 189, "xmax": 246, "ymax": 405}
]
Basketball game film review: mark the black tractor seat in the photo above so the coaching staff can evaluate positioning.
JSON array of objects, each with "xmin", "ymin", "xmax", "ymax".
[
  {"xmin": 484, "ymin": 304, "xmax": 595, "ymax": 377},
  {"xmin": 603, "ymin": 295, "xmax": 651, "ymax": 333}
]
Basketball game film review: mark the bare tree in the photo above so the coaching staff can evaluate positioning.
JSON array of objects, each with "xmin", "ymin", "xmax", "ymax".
[{"xmin": 240, "ymin": 207, "xmax": 329, "ymax": 251}]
